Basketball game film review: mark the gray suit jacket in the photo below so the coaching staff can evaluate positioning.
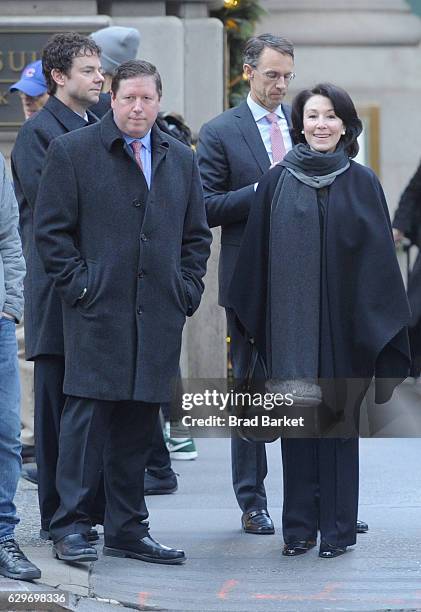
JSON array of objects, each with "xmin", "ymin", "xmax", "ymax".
[{"xmin": 197, "ymin": 100, "xmax": 291, "ymax": 306}]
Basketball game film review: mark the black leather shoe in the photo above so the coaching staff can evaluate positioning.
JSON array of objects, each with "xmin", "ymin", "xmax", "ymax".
[
  {"xmin": 103, "ymin": 535, "xmax": 186, "ymax": 565},
  {"xmin": 144, "ymin": 471, "xmax": 178, "ymax": 495},
  {"xmin": 356, "ymin": 519, "xmax": 368, "ymax": 533},
  {"xmin": 53, "ymin": 534, "xmax": 98, "ymax": 562},
  {"xmin": 282, "ymin": 539, "xmax": 316, "ymax": 556},
  {"xmin": 319, "ymin": 542, "xmax": 347, "ymax": 558},
  {"xmin": 242, "ymin": 509, "xmax": 275, "ymax": 534},
  {"xmin": 0, "ymin": 539, "xmax": 41, "ymax": 580},
  {"xmin": 41, "ymin": 528, "xmax": 99, "ymax": 542}
]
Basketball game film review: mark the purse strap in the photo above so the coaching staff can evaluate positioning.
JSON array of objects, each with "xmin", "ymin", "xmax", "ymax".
[{"xmin": 244, "ymin": 338, "xmax": 268, "ymax": 390}]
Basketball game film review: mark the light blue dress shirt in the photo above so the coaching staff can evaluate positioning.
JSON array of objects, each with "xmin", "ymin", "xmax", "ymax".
[{"xmin": 123, "ymin": 130, "xmax": 152, "ymax": 189}]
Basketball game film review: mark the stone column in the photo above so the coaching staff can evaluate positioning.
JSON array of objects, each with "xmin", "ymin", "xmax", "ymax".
[
  {"xmin": 108, "ymin": 0, "xmax": 224, "ymax": 17},
  {"xmin": 108, "ymin": 1, "xmax": 166, "ymax": 16},
  {"xmin": 169, "ymin": 0, "xmax": 223, "ymax": 18}
]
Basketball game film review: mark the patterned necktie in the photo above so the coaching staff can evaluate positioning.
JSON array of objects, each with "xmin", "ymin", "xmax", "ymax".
[
  {"xmin": 266, "ymin": 113, "xmax": 286, "ymax": 163},
  {"xmin": 130, "ymin": 140, "xmax": 144, "ymax": 171}
]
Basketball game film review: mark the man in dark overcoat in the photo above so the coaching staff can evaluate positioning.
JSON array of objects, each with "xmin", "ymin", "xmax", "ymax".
[
  {"xmin": 34, "ymin": 59, "xmax": 211, "ymax": 565},
  {"xmin": 11, "ymin": 32, "xmax": 105, "ymax": 539},
  {"xmin": 393, "ymin": 160, "xmax": 421, "ymax": 376},
  {"xmin": 197, "ymin": 33, "xmax": 294, "ymax": 535}
]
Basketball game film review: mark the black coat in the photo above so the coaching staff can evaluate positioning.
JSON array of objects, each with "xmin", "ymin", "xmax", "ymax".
[
  {"xmin": 197, "ymin": 100, "xmax": 292, "ymax": 307},
  {"xmin": 392, "ymin": 160, "xmax": 421, "ymax": 373},
  {"xmin": 11, "ymin": 96, "xmax": 97, "ymax": 359},
  {"xmin": 34, "ymin": 111, "xmax": 211, "ymax": 403},
  {"xmin": 393, "ymin": 159, "xmax": 421, "ymax": 248},
  {"xmin": 229, "ymin": 161, "xmax": 411, "ymax": 404}
]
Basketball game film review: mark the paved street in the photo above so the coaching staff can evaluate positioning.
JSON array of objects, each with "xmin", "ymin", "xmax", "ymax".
[{"xmin": 1, "ymin": 426, "xmax": 421, "ymax": 611}]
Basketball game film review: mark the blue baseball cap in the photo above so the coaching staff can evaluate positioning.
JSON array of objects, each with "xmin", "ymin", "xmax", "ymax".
[{"xmin": 9, "ymin": 60, "xmax": 47, "ymax": 97}]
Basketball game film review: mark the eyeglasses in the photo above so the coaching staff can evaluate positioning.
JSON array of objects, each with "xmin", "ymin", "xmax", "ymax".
[{"xmin": 253, "ymin": 68, "xmax": 296, "ymax": 83}]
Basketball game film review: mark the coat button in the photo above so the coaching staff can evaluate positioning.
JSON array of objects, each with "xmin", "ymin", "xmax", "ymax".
[
  {"xmin": 137, "ymin": 270, "xmax": 144, "ymax": 279},
  {"xmin": 140, "ymin": 233, "xmax": 148, "ymax": 242},
  {"xmin": 137, "ymin": 307, "xmax": 143, "ymax": 315},
  {"xmin": 133, "ymin": 199, "xmax": 142, "ymax": 207}
]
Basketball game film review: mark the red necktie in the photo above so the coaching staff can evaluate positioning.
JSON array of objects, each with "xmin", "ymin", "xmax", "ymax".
[
  {"xmin": 130, "ymin": 140, "xmax": 144, "ymax": 171},
  {"xmin": 266, "ymin": 113, "xmax": 286, "ymax": 163}
]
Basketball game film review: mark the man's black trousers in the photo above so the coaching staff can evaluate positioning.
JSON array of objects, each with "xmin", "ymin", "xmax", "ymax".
[
  {"xmin": 226, "ymin": 308, "xmax": 268, "ymax": 513},
  {"xmin": 49, "ymin": 396, "xmax": 159, "ymax": 546},
  {"xmin": 34, "ymin": 356, "xmax": 105, "ymax": 531}
]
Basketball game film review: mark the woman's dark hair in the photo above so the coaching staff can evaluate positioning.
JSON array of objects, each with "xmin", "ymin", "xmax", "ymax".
[{"xmin": 291, "ymin": 83, "xmax": 363, "ymax": 158}]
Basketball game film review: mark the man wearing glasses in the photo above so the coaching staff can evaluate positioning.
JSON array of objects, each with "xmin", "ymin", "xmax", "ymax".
[{"xmin": 197, "ymin": 33, "xmax": 295, "ymax": 536}]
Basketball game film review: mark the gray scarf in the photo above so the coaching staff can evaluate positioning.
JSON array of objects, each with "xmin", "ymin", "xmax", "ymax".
[{"xmin": 267, "ymin": 144, "xmax": 349, "ymax": 405}]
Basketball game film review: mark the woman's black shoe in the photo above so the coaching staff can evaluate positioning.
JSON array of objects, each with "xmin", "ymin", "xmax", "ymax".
[
  {"xmin": 319, "ymin": 542, "xmax": 347, "ymax": 558},
  {"xmin": 282, "ymin": 539, "xmax": 316, "ymax": 556}
]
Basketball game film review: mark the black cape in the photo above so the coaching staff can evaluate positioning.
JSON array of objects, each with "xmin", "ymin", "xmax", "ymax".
[{"xmin": 228, "ymin": 161, "xmax": 411, "ymax": 405}]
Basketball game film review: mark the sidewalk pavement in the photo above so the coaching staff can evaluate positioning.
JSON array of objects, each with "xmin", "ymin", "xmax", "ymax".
[{"xmin": 2, "ymin": 433, "xmax": 421, "ymax": 611}]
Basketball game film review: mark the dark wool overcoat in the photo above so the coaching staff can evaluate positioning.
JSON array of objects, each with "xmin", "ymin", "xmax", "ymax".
[
  {"xmin": 34, "ymin": 110, "xmax": 211, "ymax": 403},
  {"xmin": 229, "ymin": 161, "xmax": 411, "ymax": 405},
  {"xmin": 11, "ymin": 96, "xmax": 98, "ymax": 359}
]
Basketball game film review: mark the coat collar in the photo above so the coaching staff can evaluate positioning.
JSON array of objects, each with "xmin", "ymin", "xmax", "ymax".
[
  {"xmin": 44, "ymin": 95, "xmax": 95, "ymax": 131},
  {"xmin": 150, "ymin": 123, "xmax": 169, "ymax": 175},
  {"xmin": 283, "ymin": 104, "xmax": 292, "ymax": 128},
  {"xmin": 100, "ymin": 109, "xmax": 170, "ymax": 165},
  {"xmin": 233, "ymin": 100, "xmax": 270, "ymax": 173}
]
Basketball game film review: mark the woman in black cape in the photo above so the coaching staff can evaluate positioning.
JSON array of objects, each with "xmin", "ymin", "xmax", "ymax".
[{"xmin": 229, "ymin": 83, "xmax": 411, "ymax": 558}]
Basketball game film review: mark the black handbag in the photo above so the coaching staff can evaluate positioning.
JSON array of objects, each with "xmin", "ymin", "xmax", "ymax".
[{"xmin": 230, "ymin": 339, "xmax": 281, "ymax": 443}]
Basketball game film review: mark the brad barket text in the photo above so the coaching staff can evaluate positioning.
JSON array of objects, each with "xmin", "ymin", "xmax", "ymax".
[
  {"xmin": 182, "ymin": 415, "xmax": 305, "ymax": 428},
  {"xmin": 181, "ymin": 390, "xmax": 294, "ymax": 411}
]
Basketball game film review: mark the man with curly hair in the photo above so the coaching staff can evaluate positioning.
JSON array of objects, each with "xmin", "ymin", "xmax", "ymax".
[{"xmin": 11, "ymin": 32, "xmax": 104, "ymax": 542}]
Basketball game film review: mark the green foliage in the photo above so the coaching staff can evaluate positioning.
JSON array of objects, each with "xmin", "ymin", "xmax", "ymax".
[{"xmin": 211, "ymin": 0, "xmax": 265, "ymax": 107}]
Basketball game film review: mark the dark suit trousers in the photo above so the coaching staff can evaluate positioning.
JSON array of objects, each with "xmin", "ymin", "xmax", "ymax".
[
  {"xmin": 34, "ymin": 357, "xmax": 105, "ymax": 530},
  {"xmin": 281, "ymin": 437, "xmax": 359, "ymax": 547},
  {"xmin": 146, "ymin": 415, "xmax": 173, "ymax": 479},
  {"xmin": 33, "ymin": 356, "xmax": 67, "ymax": 531},
  {"xmin": 49, "ymin": 396, "xmax": 159, "ymax": 545},
  {"xmin": 226, "ymin": 308, "xmax": 268, "ymax": 513}
]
